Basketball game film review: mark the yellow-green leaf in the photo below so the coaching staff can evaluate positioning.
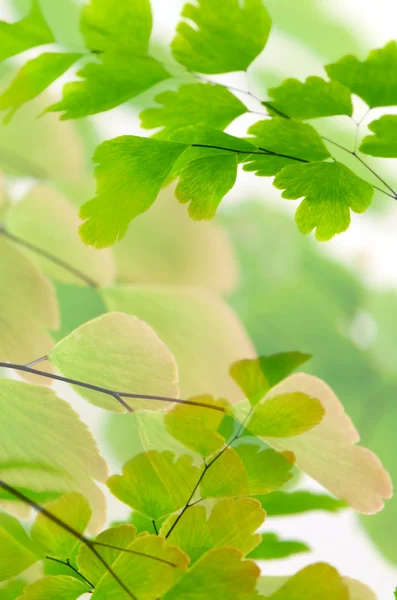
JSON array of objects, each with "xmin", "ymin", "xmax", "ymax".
[
  {"xmin": 0, "ymin": 1, "xmax": 54, "ymax": 61},
  {"xmin": 16, "ymin": 576, "xmax": 88, "ymax": 600}
]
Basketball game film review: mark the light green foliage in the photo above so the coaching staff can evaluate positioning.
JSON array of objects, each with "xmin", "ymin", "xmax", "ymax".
[
  {"xmin": 359, "ymin": 114, "xmax": 397, "ymax": 157},
  {"xmin": 31, "ymin": 492, "xmax": 90, "ymax": 558},
  {"xmin": 78, "ymin": 136, "xmax": 187, "ymax": 247},
  {"xmin": 247, "ymin": 392, "xmax": 324, "ymax": 437},
  {"xmin": 0, "ymin": 514, "xmax": 38, "ymax": 581},
  {"xmin": 274, "ymin": 161, "xmax": 374, "ymax": 240},
  {"xmin": 0, "ymin": 52, "xmax": 81, "ymax": 122},
  {"xmin": 47, "ymin": 54, "xmax": 169, "ymax": 120},
  {"xmin": 0, "ymin": 1, "xmax": 54, "ymax": 61},
  {"xmin": 48, "ymin": 313, "xmax": 179, "ymax": 411},
  {"xmin": 247, "ymin": 533, "xmax": 309, "ymax": 559},
  {"xmin": 171, "ymin": 0, "xmax": 271, "ymax": 74},
  {"xmin": 255, "ymin": 490, "xmax": 346, "ymax": 515},
  {"xmin": 267, "ymin": 76, "xmax": 352, "ymax": 119},
  {"xmin": 0, "ymin": 580, "xmax": 26, "ymax": 600},
  {"xmin": 140, "ymin": 83, "xmax": 247, "ymax": 138},
  {"xmin": 16, "ymin": 576, "xmax": 88, "ymax": 600},
  {"xmin": 162, "ymin": 498, "xmax": 264, "ymax": 562},
  {"xmin": 326, "ymin": 41, "xmax": 397, "ymax": 107},
  {"xmin": 230, "ymin": 352, "xmax": 312, "ymax": 406},
  {"xmin": 108, "ymin": 451, "xmax": 202, "ymax": 520},
  {"xmin": 262, "ymin": 563, "xmax": 349, "ymax": 599},
  {"xmin": 176, "ymin": 153, "xmax": 238, "ymax": 219},
  {"xmin": 164, "ymin": 395, "xmax": 225, "ymax": 456},
  {"xmin": 0, "ymin": 379, "xmax": 108, "ymax": 530}
]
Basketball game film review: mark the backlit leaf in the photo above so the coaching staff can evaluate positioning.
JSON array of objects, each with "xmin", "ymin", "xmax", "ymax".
[
  {"xmin": 267, "ymin": 76, "xmax": 352, "ymax": 119},
  {"xmin": 48, "ymin": 313, "xmax": 179, "ymax": 412},
  {"xmin": 0, "ymin": 514, "xmax": 38, "ymax": 581},
  {"xmin": 171, "ymin": 0, "xmax": 271, "ymax": 74},
  {"xmin": 107, "ymin": 451, "xmax": 202, "ymax": 520},
  {"xmin": 247, "ymin": 533, "xmax": 309, "ymax": 560},
  {"xmin": 0, "ymin": 52, "xmax": 81, "ymax": 122},
  {"xmin": 78, "ymin": 136, "xmax": 187, "ymax": 247},
  {"xmin": 162, "ymin": 497, "xmax": 265, "ymax": 562},
  {"xmin": 325, "ymin": 41, "xmax": 397, "ymax": 108},
  {"xmin": 273, "ymin": 161, "xmax": 374, "ymax": 241},
  {"xmin": 359, "ymin": 114, "xmax": 397, "ymax": 158},
  {"xmin": 16, "ymin": 576, "xmax": 88, "ymax": 600},
  {"xmin": 0, "ymin": 1, "xmax": 54, "ymax": 61},
  {"xmin": 140, "ymin": 83, "xmax": 247, "ymax": 138},
  {"xmin": 259, "ymin": 563, "xmax": 349, "ymax": 599}
]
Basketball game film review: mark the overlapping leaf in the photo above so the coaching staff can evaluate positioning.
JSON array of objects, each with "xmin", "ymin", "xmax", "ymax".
[
  {"xmin": 360, "ymin": 115, "xmax": 397, "ymax": 158},
  {"xmin": 255, "ymin": 490, "xmax": 346, "ymax": 516},
  {"xmin": 16, "ymin": 576, "xmax": 88, "ymax": 600},
  {"xmin": 258, "ymin": 563, "xmax": 349, "ymax": 599},
  {"xmin": 247, "ymin": 532, "xmax": 309, "ymax": 560},
  {"xmin": 0, "ymin": 514, "xmax": 38, "ymax": 581},
  {"xmin": 0, "ymin": 1, "xmax": 54, "ymax": 61}
]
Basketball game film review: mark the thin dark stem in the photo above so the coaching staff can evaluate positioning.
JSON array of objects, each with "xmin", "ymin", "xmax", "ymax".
[
  {"xmin": 352, "ymin": 152, "xmax": 397, "ymax": 197},
  {"xmin": 46, "ymin": 556, "xmax": 94, "ymax": 590},
  {"xmin": 0, "ymin": 226, "xmax": 99, "ymax": 288},
  {"xmin": 0, "ymin": 361, "xmax": 224, "ymax": 414},
  {"xmin": 191, "ymin": 143, "xmax": 308, "ymax": 164},
  {"xmin": 92, "ymin": 541, "xmax": 177, "ymax": 567},
  {"xmin": 0, "ymin": 480, "xmax": 138, "ymax": 600},
  {"xmin": 152, "ymin": 520, "xmax": 159, "ymax": 535},
  {"xmin": 25, "ymin": 355, "xmax": 48, "ymax": 367}
]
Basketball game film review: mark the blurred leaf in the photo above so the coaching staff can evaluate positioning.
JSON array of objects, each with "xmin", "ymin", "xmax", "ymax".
[
  {"xmin": 49, "ymin": 313, "xmax": 179, "ymax": 412},
  {"xmin": 171, "ymin": 0, "xmax": 271, "ymax": 74},
  {"xmin": 259, "ymin": 563, "xmax": 349, "ymax": 599},
  {"xmin": 162, "ymin": 498, "xmax": 265, "ymax": 562},
  {"xmin": 0, "ymin": 0, "xmax": 53, "ymax": 61},
  {"xmin": 247, "ymin": 533, "xmax": 309, "ymax": 559},
  {"xmin": 52, "ymin": 283, "xmax": 106, "ymax": 342},
  {"xmin": 273, "ymin": 161, "xmax": 374, "ymax": 241},
  {"xmin": 15, "ymin": 576, "xmax": 88, "ymax": 599},
  {"xmin": 254, "ymin": 490, "xmax": 346, "ymax": 515},
  {"xmin": 0, "ymin": 514, "xmax": 38, "ymax": 581},
  {"xmin": 360, "ymin": 114, "xmax": 397, "ymax": 157},
  {"xmin": 0, "ymin": 579, "xmax": 26, "ymax": 600},
  {"xmin": 326, "ymin": 41, "xmax": 397, "ymax": 108}
]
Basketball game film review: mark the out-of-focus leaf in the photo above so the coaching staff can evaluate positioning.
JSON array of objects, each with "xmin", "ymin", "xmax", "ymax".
[
  {"xmin": 360, "ymin": 115, "xmax": 397, "ymax": 158},
  {"xmin": 247, "ymin": 532, "xmax": 309, "ymax": 559},
  {"xmin": 0, "ymin": 514, "xmax": 38, "ymax": 581},
  {"xmin": 258, "ymin": 563, "xmax": 349, "ymax": 599},
  {"xmin": 52, "ymin": 283, "xmax": 106, "ymax": 343},
  {"xmin": 0, "ymin": 1, "xmax": 53, "ymax": 61},
  {"xmin": 161, "ymin": 497, "xmax": 265, "ymax": 562},
  {"xmin": 326, "ymin": 42, "xmax": 397, "ymax": 108},
  {"xmin": 15, "ymin": 576, "xmax": 88, "ymax": 600},
  {"xmin": 49, "ymin": 313, "xmax": 179, "ymax": 412},
  {"xmin": 254, "ymin": 490, "xmax": 346, "ymax": 515},
  {"xmin": 0, "ymin": 579, "xmax": 26, "ymax": 600},
  {"xmin": 5, "ymin": 184, "xmax": 115, "ymax": 287},
  {"xmin": 171, "ymin": 0, "xmax": 271, "ymax": 74}
]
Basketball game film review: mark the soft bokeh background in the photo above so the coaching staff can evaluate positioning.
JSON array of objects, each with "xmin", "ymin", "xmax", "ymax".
[{"xmin": 1, "ymin": 0, "xmax": 397, "ymax": 597}]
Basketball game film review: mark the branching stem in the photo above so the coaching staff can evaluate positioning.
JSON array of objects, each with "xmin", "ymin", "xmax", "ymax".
[{"xmin": 46, "ymin": 556, "xmax": 95, "ymax": 590}]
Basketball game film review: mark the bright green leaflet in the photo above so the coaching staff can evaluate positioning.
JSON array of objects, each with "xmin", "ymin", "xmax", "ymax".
[
  {"xmin": 254, "ymin": 490, "xmax": 346, "ymax": 515},
  {"xmin": 0, "ymin": 516, "xmax": 38, "ymax": 581},
  {"xmin": 15, "ymin": 576, "xmax": 88, "ymax": 600},
  {"xmin": 107, "ymin": 451, "xmax": 202, "ymax": 520},
  {"xmin": 264, "ymin": 563, "xmax": 349, "ymax": 599},
  {"xmin": 48, "ymin": 313, "xmax": 179, "ymax": 412},
  {"xmin": 325, "ymin": 41, "xmax": 397, "ymax": 108},
  {"xmin": 359, "ymin": 115, "xmax": 397, "ymax": 158},
  {"xmin": 267, "ymin": 76, "xmax": 353, "ymax": 119},
  {"xmin": 273, "ymin": 161, "xmax": 374, "ymax": 241},
  {"xmin": 161, "ymin": 498, "xmax": 264, "ymax": 562},
  {"xmin": 46, "ymin": 53, "xmax": 170, "ymax": 120},
  {"xmin": 176, "ymin": 153, "xmax": 238, "ymax": 219},
  {"xmin": 81, "ymin": 0, "xmax": 152, "ymax": 53},
  {"xmin": 78, "ymin": 136, "xmax": 187, "ymax": 247},
  {"xmin": 171, "ymin": 0, "xmax": 271, "ymax": 74},
  {"xmin": 0, "ymin": 52, "xmax": 81, "ymax": 123},
  {"xmin": 140, "ymin": 83, "xmax": 247, "ymax": 138},
  {"xmin": 247, "ymin": 533, "xmax": 309, "ymax": 560},
  {"xmin": 0, "ymin": 0, "xmax": 54, "ymax": 61},
  {"xmin": 246, "ymin": 392, "xmax": 324, "ymax": 437}
]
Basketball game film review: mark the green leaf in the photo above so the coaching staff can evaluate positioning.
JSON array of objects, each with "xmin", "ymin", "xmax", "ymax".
[
  {"xmin": 325, "ymin": 41, "xmax": 397, "ymax": 108},
  {"xmin": 162, "ymin": 497, "xmax": 264, "ymax": 562},
  {"xmin": 164, "ymin": 395, "xmax": 225, "ymax": 456},
  {"xmin": 0, "ymin": 379, "xmax": 108, "ymax": 531},
  {"xmin": 101, "ymin": 286, "xmax": 256, "ymax": 402},
  {"xmin": 359, "ymin": 114, "xmax": 397, "ymax": 158},
  {"xmin": 0, "ymin": 237, "xmax": 58, "ymax": 383},
  {"xmin": 48, "ymin": 313, "xmax": 179, "ymax": 412},
  {"xmin": 15, "ymin": 576, "xmax": 88, "ymax": 600},
  {"xmin": 263, "ymin": 563, "xmax": 349, "ymax": 599},
  {"xmin": 247, "ymin": 533, "xmax": 309, "ymax": 559},
  {"xmin": 0, "ymin": 580, "xmax": 26, "ymax": 600},
  {"xmin": 0, "ymin": 0, "xmax": 54, "ymax": 61},
  {"xmin": 163, "ymin": 548, "xmax": 260, "ymax": 599},
  {"xmin": 247, "ymin": 392, "xmax": 324, "ymax": 437},
  {"xmin": 0, "ymin": 463, "xmax": 68, "ymax": 504},
  {"xmin": 171, "ymin": 0, "xmax": 271, "ymax": 74},
  {"xmin": 81, "ymin": 0, "xmax": 152, "ymax": 54},
  {"xmin": 140, "ymin": 83, "xmax": 247, "ymax": 138},
  {"xmin": 78, "ymin": 136, "xmax": 187, "ymax": 247},
  {"xmin": 267, "ymin": 76, "xmax": 352, "ymax": 119},
  {"xmin": 31, "ymin": 492, "xmax": 91, "ymax": 558},
  {"xmin": 254, "ymin": 490, "xmax": 346, "ymax": 516},
  {"xmin": 273, "ymin": 161, "xmax": 374, "ymax": 241},
  {"xmin": 0, "ymin": 52, "xmax": 81, "ymax": 122},
  {"xmin": 5, "ymin": 184, "xmax": 115, "ymax": 286},
  {"xmin": 176, "ymin": 153, "xmax": 238, "ymax": 219},
  {"xmin": 47, "ymin": 53, "xmax": 169, "ymax": 120},
  {"xmin": 230, "ymin": 352, "xmax": 312, "ymax": 406},
  {"xmin": 107, "ymin": 451, "xmax": 202, "ymax": 520},
  {"xmin": 0, "ymin": 515, "xmax": 38, "ymax": 581}
]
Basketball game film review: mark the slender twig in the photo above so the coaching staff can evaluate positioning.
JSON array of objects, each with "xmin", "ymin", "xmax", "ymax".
[
  {"xmin": 191, "ymin": 143, "xmax": 308, "ymax": 163},
  {"xmin": 0, "ymin": 226, "xmax": 99, "ymax": 288},
  {"xmin": 92, "ymin": 541, "xmax": 177, "ymax": 567},
  {"xmin": 46, "ymin": 556, "xmax": 94, "ymax": 590},
  {"xmin": 152, "ymin": 520, "xmax": 159, "ymax": 535},
  {"xmin": 0, "ymin": 361, "xmax": 224, "ymax": 414},
  {"xmin": 352, "ymin": 152, "xmax": 397, "ymax": 197},
  {"xmin": 25, "ymin": 355, "xmax": 48, "ymax": 367}
]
